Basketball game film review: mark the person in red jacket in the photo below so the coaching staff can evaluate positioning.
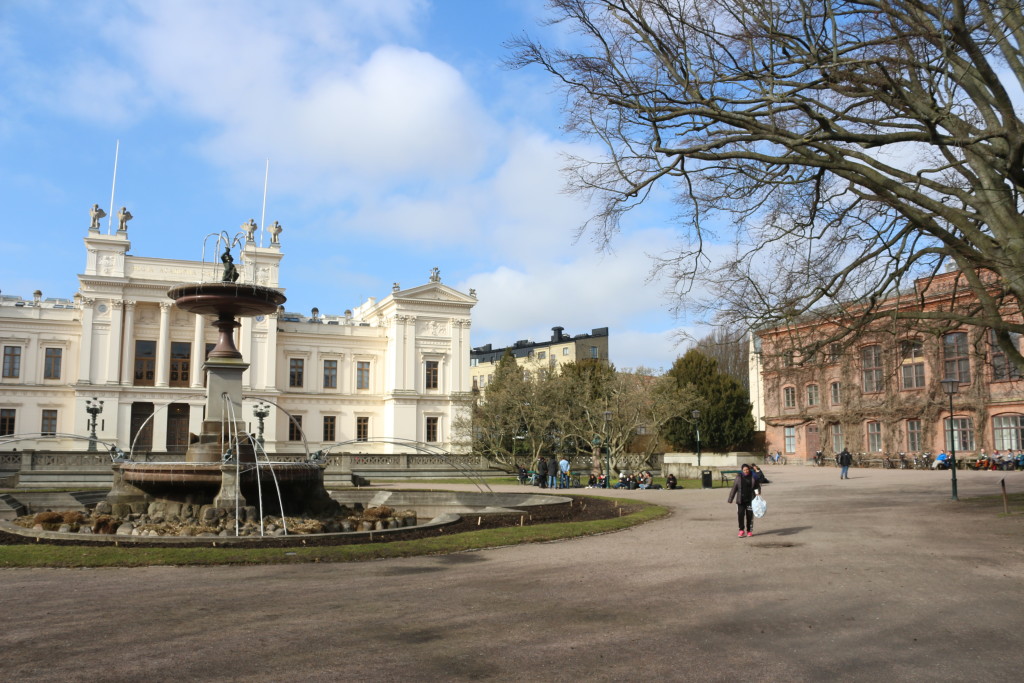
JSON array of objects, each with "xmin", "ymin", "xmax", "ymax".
[{"xmin": 727, "ymin": 464, "xmax": 762, "ymax": 538}]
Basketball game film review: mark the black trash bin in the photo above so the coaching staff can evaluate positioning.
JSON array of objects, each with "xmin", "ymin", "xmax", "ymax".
[{"xmin": 701, "ymin": 470, "xmax": 713, "ymax": 489}]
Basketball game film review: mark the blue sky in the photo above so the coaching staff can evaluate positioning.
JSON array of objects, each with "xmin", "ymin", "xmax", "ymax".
[{"xmin": 0, "ymin": 0, "xmax": 700, "ymax": 372}]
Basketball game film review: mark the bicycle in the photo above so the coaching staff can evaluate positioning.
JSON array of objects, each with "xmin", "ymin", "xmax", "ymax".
[{"xmin": 765, "ymin": 452, "xmax": 787, "ymax": 465}]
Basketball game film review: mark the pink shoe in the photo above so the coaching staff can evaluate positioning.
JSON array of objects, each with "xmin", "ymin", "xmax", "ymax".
[
  {"xmin": 738, "ymin": 530, "xmax": 746, "ymax": 537},
  {"xmin": 746, "ymin": 531, "xmax": 754, "ymax": 537}
]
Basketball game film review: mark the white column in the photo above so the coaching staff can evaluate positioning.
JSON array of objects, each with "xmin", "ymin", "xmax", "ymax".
[
  {"xmin": 119, "ymin": 301, "xmax": 136, "ymax": 386},
  {"xmin": 240, "ymin": 317, "xmax": 253, "ymax": 388},
  {"xmin": 405, "ymin": 316, "xmax": 417, "ymax": 391},
  {"xmin": 106, "ymin": 300, "xmax": 124, "ymax": 384},
  {"xmin": 155, "ymin": 301, "xmax": 171, "ymax": 387},
  {"xmin": 265, "ymin": 313, "xmax": 279, "ymax": 391},
  {"xmin": 190, "ymin": 313, "xmax": 204, "ymax": 389},
  {"xmin": 79, "ymin": 298, "xmax": 95, "ymax": 384}
]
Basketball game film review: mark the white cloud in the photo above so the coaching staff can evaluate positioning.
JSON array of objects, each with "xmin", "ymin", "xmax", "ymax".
[{"xmin": 461, "ymin": 227, "xmax": 687, "ymax": 369}]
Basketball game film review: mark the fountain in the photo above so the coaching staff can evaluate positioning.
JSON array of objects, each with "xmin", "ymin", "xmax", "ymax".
[{"xmin": 105, "ymin": 234, "xmax": 340, "ymax": 520}]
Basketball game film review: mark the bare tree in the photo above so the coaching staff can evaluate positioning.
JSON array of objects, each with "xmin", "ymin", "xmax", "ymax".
[
  {"xmin": 692, "ymin": 327, "xmax": 749, "ymax": 390},
  {"xmin": 509, "ymin": 0, "xmax": 1024, "ymax": 370}
]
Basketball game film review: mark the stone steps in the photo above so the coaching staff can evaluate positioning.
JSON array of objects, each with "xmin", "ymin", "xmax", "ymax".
[{"xmin": 0, "ymin": 493, "xmax": 27, "ymax": 520}]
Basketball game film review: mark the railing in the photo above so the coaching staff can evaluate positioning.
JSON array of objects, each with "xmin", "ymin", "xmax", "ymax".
[{"xmin": 0, "ymin": 449, "xmax": 497, "ymax": 475}]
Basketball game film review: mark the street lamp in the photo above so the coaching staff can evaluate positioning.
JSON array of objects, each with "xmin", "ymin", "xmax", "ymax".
[
  {"xmin": 252, "ymin": 401, "xmax": 271, "ymax": 447},
  {"xmin": 85, "ymin": 397, "xmax": 103, "ymax": 452},
  {"xmin": 939, "ymin": 378, "xmax": 960, "ymax": 501},
  {"xmin": 603, "ymin": 410, "xmax": 612, "ymax": 488},
  {"xmin": 691, "ymin": 409, "xmax": 702, "ymax": 468}
]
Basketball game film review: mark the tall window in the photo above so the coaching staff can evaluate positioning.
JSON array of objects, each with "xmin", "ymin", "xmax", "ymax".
[
  {"xmin": 43, "ymin": 348, "xmax": 62, "ymax": 380},
  {"xmin": 943, "ymin": 332, "xmax": 971, "ymax": 384},
  {"xmin": 134, "ymin": 340, "xmax": 156, "ymax": 386},
  {"xmin": 323, "ymin": 415, "xmax": 336, "ymax": 442},
  {"xmin": 289, "ymin": 358, "xmax": 304, "ymax": 388},
  {"xmin": 783, "ymin": 350, "xmax": 795, "ymax": 367},
  {"xmin": 425, "ymin": 416, "xmax": 439, "ymax": 443},
  {"xmin": 783, "ymin": 426, "xmax": 796, "ymax": 454},
  {"xmin": 990, "ymin": 330, "xmax": 1022, "ymax": 381},
  {"xmin": 861, "ymin": 345, "xmax": 883, "ymax": 393},
  {"xmin": 590, "ymin": 346, "xmax": 599, "ymax": 358},
  {"xmin": 3, "ymin": 346, "xmax": 22, "ymax": 378},
  {"xmin": 944, "ymin": 416, "xmax": 975, "ymax": 452},
  {"xmin": 169, "ymin": 342, "xmax": 191, "ymax": 387},
  {"xmin": 356, "ymin": 416, "xmax": 369, "ymax": 442},
  {"xmin": 288, "ymin": 415, "xmax": 303, "ymax": 441},
  {"xmin": 830, "ymin": 423, "xmax": 844, "ymax": 452},
  {"xmin": 906, "ymin": 419, "xmax": 922, "ymax": 452},
  {"xmin": 900, "ymin": 340, "xmax": 925, "ymax": 389},
  {"xmin": 425, "ymin": 360, "xmax": 439, "ymax": 389},
  {"xmin": 806, "ymin": 384, "xmax": 820, "ymax": 407},
  {"xmin": 992, "ymin": 415, "xmax": 1024, "ymax": 451},
  {"xmin": 356, "ymin": 361, "xmax": 370, "ymax": 390},
  {"xmin": 830, "ymin": 381, "xmax": 842, "ymax": 405},
  {"xmin": 0, "ymin": 408, "xmax": 15, "ymax": 436},
  {"xmin": 828, "ymin": 343, "xmax": 842, "ymax": 363},
  {"xmin": 866, "ymin": 421, "xmax": 882, "ymax": 452},
  {"xmin": 323, "ymin": 360, "xmax": 338, "ymax": 389},
  {"xmin": 40, "ymin": 409, "xmax": 57, "ymax": 436},
  {"xmin": 783, "ymin": 386, "xmax": 796, "ymax": 408}
]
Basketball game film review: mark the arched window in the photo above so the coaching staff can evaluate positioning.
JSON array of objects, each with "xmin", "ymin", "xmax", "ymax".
[
  {"xmin": 900, "ymin": 339, "xmax": 925, "ymax": 389},
  {"xmin": 943, "ymin": 332, "xmax": 970, "ymax": 384},
  {"xmin": 783, "ymin": 386, "xmax": 796, "ymax": 408},
  {"xmin": 806, "ymin": 384, "xmax": 820, "ymax": 406},
  {"xmin": 992, "ymin": 414, "xmax": 1024, "ymax": 451}
]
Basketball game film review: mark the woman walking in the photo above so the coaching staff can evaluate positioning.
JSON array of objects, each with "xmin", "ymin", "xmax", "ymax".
[{"xmin": 727, "ymin": 464, "xmax": 762, "ymax": 538}]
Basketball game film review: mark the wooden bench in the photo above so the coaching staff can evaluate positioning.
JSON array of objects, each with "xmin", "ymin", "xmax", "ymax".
[{"xmin": 719, "ymin": 470, "xmax": 741, "ymax": 487}]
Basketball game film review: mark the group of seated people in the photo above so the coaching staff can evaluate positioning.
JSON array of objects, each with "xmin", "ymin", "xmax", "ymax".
[
  {"xmin": 969, "ymin": 450, "xmax": 1024, "ymax": 470},
  {"xmin": 611, "ymin": 470, "xmax": 659, "ymax": 489}
]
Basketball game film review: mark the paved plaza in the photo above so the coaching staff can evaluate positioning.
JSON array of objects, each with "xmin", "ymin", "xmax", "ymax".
[{"xmin": 2, "ymin": 467, "xmax": 1023, "ymax": 682}]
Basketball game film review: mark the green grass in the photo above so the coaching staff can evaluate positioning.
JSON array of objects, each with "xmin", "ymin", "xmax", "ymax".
[{"xmin": 0, "ymin": 499, "xmax": 668, "ymax": 568}]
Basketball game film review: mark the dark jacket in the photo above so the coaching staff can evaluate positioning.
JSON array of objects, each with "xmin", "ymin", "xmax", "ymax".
[
  {"xmin": 727, "ymin": 472, "xmax": 761, "ymax": 505},
  {"xmin": 838, "ymin": 449, "xmax": 853, "ymax": 466},
  {"xmin": 546, "ymin": 457, "xmax": 560, "ymax": 476}
]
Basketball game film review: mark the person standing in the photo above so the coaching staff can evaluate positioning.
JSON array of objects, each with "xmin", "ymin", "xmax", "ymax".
[
  {"xmin": 559, "ymin": 455, "xmax": 571, "ymax": 488},
  {"xmin": 547, "ymin": 455, "xmax": 560, "ymax": 489},
  {"xmin": 727, "ymin": 464, "xmax": 762, "ymax": 537},
  {"xmin": 838, "ymin": 448, "xmax": 853, "ymax": 479}
]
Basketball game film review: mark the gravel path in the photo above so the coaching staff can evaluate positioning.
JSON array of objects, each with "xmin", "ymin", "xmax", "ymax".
[{"xmin": 2, "ymin": 467, "xmax": 1022, "ymax": 682}]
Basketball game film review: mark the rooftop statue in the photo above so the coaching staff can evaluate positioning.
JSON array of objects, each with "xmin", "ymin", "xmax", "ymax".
[
  {"xmin": 269, "ymin": 220, "xmax": 283, "ymax": 244},
  {"xmin": 243, "ymin": 218, "xmax": 258, "ymax": 242},
  {"xmin": 117, "ymin": 206, "xmax": 133, "ymax": 232},
  {"xmin": 89, "ymin": 203, "xmax": 106, "ymax": 231}
]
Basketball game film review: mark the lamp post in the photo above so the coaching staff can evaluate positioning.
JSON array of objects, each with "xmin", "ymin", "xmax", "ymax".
[
  {"xmin": 940, "ymin": 378, "xmax": 960, "ymax": 501},
  {"xmin": 252, "ymin": 401, "xmax": 271, "ymax": 447},
  {"xmin": 85, "ymin": 397, "xmax": 103, "ymax": 452},
  {"xmin": 691, "ymin": 409, "xmax": 702, "ymax": 468},
  {"xmin": 603, "ymin": 410, "xmax": 612, "ymax": 488}
]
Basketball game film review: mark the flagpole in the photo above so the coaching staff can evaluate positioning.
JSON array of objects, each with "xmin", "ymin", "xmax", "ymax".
[
  {"xmin": 260, "ymin": 159, "xmax": 269, "ymax": 247},
  {"xmin": 108, "ymin": 139, "xmax": 120, "ymax": 234}
]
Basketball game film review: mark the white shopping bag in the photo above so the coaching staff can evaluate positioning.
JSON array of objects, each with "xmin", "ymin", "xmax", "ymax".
[{"xmin": 752, "ymin": 494, "xmax": 767, "ymax": 518}]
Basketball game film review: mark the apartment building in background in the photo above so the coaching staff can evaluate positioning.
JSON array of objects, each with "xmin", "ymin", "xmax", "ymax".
[{"xmin": 470, "ymin": 326, "xmax": 609, "ymax": 391}]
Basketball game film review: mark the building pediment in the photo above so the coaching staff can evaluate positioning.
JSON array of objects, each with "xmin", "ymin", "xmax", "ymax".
[{"xmin": 392, "ymin": 282, "xmax": 477, "ymax": 306}]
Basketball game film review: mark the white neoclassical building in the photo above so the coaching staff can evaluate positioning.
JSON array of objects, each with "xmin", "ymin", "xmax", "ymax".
[{"xmin": 0, "ymin": 222, "xmax": 476, "ymax": 456}]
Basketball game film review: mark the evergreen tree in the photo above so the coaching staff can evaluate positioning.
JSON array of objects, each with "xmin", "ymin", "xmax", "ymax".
[{"xmin": 664, "ymin": 350, "xmax": 754, "ymax": 451}]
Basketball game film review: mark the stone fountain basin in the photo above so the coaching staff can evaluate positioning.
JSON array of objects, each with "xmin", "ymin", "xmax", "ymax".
[
  {"xmin": 0, "ymin": 491, "xmax": 574, "ymax": 545},
  {"xmin": 118, "ymin": 461, "xmax": 322, "ymax": 486},
  {"xmin": 168, "ymin": 282, "xmax": 285, "ymax": 317}
]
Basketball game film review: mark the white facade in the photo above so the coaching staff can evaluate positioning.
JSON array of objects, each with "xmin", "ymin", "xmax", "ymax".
[{"xmin": 0, "ymin": 228, "xmax": 476, "ymax": 455}]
